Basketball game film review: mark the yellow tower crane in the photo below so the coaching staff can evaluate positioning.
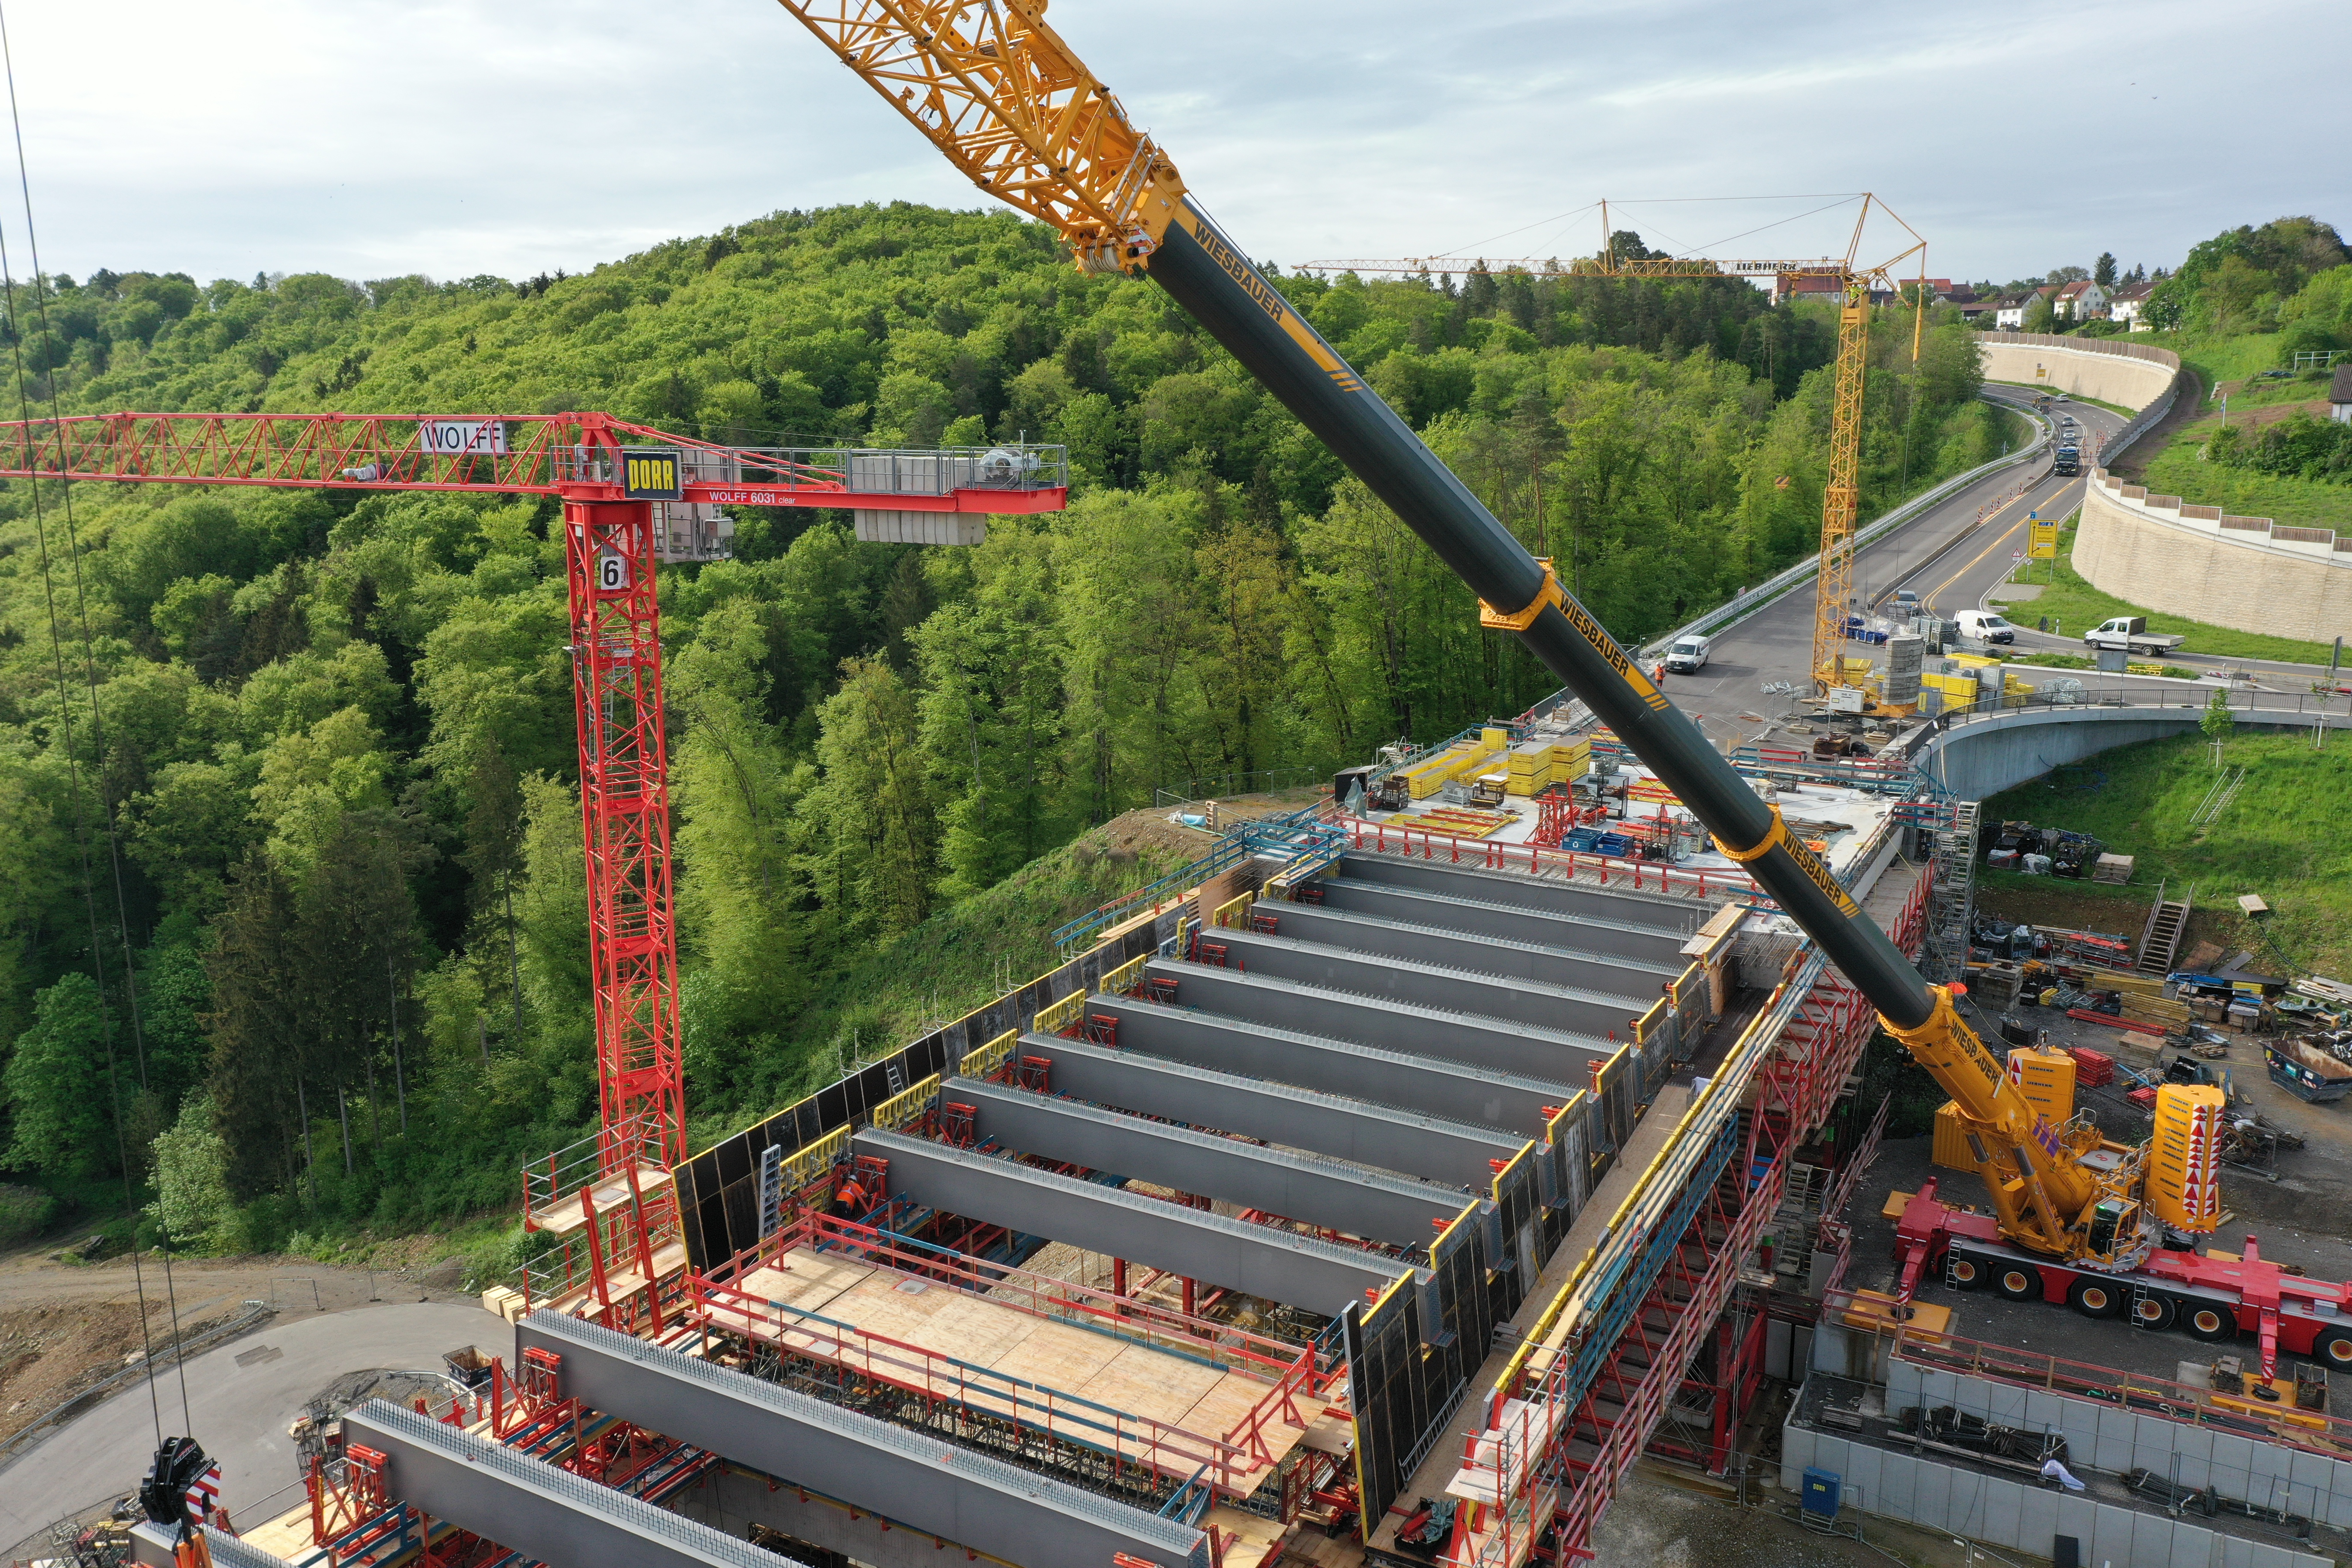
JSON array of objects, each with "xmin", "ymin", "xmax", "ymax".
[{"xmin": 1304, "ymin": 197, "xmax": 1929, "ymax": 695}]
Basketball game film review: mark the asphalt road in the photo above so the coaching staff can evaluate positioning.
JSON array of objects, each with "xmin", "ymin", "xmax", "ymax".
[
  {"xmin": 0, "ymin": 1300, "xmax": 491, "ymax": 1551},
  {"xmin": 1663, "ymin": 388, "xmax": 2104, "ymax": 753}
]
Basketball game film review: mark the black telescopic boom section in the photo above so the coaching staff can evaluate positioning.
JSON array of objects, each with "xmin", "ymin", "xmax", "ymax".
[{"xmin": 1144, "ymin": 201, "xmax": 1934, "ymax": 1031}]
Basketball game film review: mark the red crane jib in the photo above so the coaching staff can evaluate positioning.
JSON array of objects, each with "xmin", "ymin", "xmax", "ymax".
[
  {"xmin": 8, "ymin": 406, "xmax": 1066, "ymax": 1174},
  {"xmin": 0, "ymin": 409, "xmax": 1068, "ymax": 513}
]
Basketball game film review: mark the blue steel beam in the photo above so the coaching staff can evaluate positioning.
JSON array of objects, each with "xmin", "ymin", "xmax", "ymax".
[
  {"xmin": 1305, "ymin": 876, "xmax": 1693, "ymax": 964},
  {"xmin": 855, "ymin": 1127, "xmax": 1410, "ymax": 1314},
  {"xmin": 1250, "ymin": 898, "xmax": 1683, "ymax": 995},
  {"xmin": 949, "ymin": 1074, "xmax": 1473, "ymax": 1245},
  {"xmin": 510, "ymin": 1313, "xmax": 1210, "ymax": 1568},
  {"xmin": 1079, "ymin": 995, "xmax": 1577, "ymax": 1136},
  {"xmin": 1141, "ymin": 960, "xmax": 1613, "ymax": 1083},
  {"xmin": 1009, "ymin": 1031, "xmax": 1522, "ymax": 1188}
]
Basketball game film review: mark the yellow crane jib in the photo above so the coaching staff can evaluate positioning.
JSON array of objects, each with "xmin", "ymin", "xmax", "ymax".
[{"xmin": 772, "ymin": 0, "xmax": 1187, "ymax": 273}]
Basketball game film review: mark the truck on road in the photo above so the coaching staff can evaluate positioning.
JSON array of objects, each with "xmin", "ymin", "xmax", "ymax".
[{"xmin": 2082, "ymin": 615, "xmax": 2184, "ymax": 656}]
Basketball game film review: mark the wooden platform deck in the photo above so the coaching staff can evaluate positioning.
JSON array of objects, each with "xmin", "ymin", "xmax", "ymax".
[
  {"xmin": 528, "ymin": 1163, "xmax": 674, "ymax": 1234},
  {"xmin": 698, "ymin": 1246, "xmax": 1320, "ymax": 1496}
]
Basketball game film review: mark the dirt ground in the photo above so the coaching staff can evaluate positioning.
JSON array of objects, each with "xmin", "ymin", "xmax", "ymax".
[
  {"xmin": 1072, "ymin": 790, "xmax": 1326, "ymax": 866},
  {"xmin": 0, "ymin": 1236, "xmax": 477, "ymax": 1449}
]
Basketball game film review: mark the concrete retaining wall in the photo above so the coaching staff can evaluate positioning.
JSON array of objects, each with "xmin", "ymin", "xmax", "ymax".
[
  {"xmin": 1781, "ymin": 1423, "xmax": 2330, "ymax": 1568},
  {"xmin": 1978, "ymin": 332, "xmax": 2180, "ymax": 413},
  {"xmin": 2074, "ymin": 471, "xmax": 2352, "ymax": 645},
  {"xmin": 1891, "ymin": 1361, "xmax": 2352, "ymax": 1529}
]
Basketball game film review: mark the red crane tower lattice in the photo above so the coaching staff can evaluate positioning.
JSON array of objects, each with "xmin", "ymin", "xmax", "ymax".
[{"xmin": 0, "ymin": 408, "xmax": 1065, "ymax": 1216}]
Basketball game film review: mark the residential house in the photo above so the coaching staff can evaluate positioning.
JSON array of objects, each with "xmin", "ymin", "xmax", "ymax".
[
  {"xmin": 2053, "ymin": 279, "xmax": 2108, "ymax": 320},
  {"xmin": 1773, "ymin": 271, "xmax": 1846, "ymax": 306},
  {"xmin": 1993, "ymin": 292, "xmax": 2038, "ymax": 330},
  {"xmin": 2108, "ymin": 282, "xmax": 2156, "ymax": 329},
  {"xmin": 2332, "ymin": 364, "xmax": 2352, "ymax": 425}
]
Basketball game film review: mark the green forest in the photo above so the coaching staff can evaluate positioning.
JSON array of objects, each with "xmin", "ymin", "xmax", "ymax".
[{"xmin": 0, "ymin": 202, "xmax": 2004, "ymax": 1255}]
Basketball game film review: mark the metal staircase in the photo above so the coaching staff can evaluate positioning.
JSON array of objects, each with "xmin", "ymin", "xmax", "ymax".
[
  {"xmin": 2137, "ymin": 882, "xmax": 2192, "ymax": 977},
  {"xmin": 1921, "ymin": 799, "xmax": 1979, "ymax": 980}
]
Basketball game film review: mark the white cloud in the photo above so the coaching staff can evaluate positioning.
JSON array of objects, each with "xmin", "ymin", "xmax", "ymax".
[{"xmin": 3, "ymin": 0, "xmax": 2343, "ymax": 288}]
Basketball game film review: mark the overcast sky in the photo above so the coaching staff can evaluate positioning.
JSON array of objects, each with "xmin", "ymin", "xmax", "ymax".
[{"xmin": 5, "ymin": 0, "xmax": 2345, "ymax": 291}]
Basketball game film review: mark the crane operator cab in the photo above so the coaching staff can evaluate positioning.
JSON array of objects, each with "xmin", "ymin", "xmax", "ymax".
[{"xmin": 1664, "ymin": 635, "xmax": 1711, "ymax": 674}]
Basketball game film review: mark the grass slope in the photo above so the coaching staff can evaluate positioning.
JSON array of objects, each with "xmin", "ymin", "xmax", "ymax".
[
  {"xmin": 1979, "ymin": 731, "xmax": 2352, "ymax": 979},
  {"xmin": 701, "ymin": 809, "xmax": 1203, "ymax": 1142},
  {"xmin": 1991, "ymin": 517, "xmax": 2343, "ymax": 665}
]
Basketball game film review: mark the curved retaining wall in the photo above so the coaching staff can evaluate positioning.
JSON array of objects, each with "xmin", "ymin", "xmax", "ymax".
[
  {"xmin": 1913, "ymin": 704, "xmax": 2328, "ymax": 799},
  {"xmin": 2075, "ymin": 469, "xmax": 2352, "ymax": 645},
  {"xmin": 1978, "ymin": 332, "xmax": 2178, "ymax": 413}
]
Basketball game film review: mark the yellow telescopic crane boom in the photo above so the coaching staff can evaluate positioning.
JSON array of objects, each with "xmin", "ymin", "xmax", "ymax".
[{"xmin": 766, "ymin": 0, "xmax": 2190, "ymax": 1274}]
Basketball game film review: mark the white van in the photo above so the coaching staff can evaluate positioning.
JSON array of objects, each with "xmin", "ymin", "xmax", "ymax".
[
  {"xmin": 1953, "ymin": 609, "xmax": 2015, "ymax": 645},
  {"xmin": 1664, "ymin": 635, "xmax": 1711, "ymax": 674}
]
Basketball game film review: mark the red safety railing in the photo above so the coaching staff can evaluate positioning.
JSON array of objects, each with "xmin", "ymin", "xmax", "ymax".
[
  {"xmin": 704, "ymin": 1211, "xmax": 1332, "ymax": 1389},
  {"xmin": 688, "ymin": 1270, "xmax": 1281, "ymax": 1495},
  {"xmin": 1339, "ymin": 816, "xmax": 1770, "ymax": 906}
]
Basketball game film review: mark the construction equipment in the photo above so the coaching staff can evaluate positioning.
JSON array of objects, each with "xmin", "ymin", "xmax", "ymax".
[
  {"xmin": 0, "ymin": 412, "xmax": 1066, "ymax": 1328},
  {"xmin": 766, "ymin": 0, "xmax": 2351, "ymax": 1555},
  {"xmin": 1301, "ymin": 198, "xmax": 1929, "ymax": 696}
]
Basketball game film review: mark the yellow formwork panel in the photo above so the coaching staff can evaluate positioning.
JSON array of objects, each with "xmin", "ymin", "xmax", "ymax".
[{"xmin": 2149, "ymin": 1084, "xmax": 2226, "ymax": 1234}]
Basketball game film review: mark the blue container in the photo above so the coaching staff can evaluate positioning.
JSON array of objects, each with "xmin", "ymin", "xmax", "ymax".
[
  {"xmin": 1592, "ymin": 833, "xmax": 1632, "ymax": 857},
  {"xmin": 1561, "ymin": 828, "xmax": 1599, "ymax": 852},
  {"xmin": 1801, "ymin": 1467, "xmax": 1842, "ymax": 1520}
]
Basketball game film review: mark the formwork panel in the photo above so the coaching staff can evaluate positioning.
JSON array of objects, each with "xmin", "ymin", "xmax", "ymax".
[
  {"xmin": 2168, "ymin": 1424, "xmax": 2214, "ymax": 1491},
  {"xmin": 2091, "ymin": 1502, "xmax": 2139, "ymax": 1568},
  {"xmin": 1874, "ymin": 1442, "xmax": 1917, "ymax": 1520},
  {"xmin": 2092, "ymin": 1404, "xmax": 2138, "ymax": 1472},
  {"xmin": 2130, "ymin": 1510, "xmax": 2178, "ymax": 1567},
  {"xmin": 2017, "ymin": 1488, "xmax": 2060, "ymax": 1559}
]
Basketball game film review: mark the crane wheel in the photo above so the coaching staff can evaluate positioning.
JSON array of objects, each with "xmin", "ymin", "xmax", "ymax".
[
  {"xmin": 1947, "ymin": 1255, "xmax": 1987, "ymax": 1290},
  {"xmin": 2312, "ymin": 1328, "xmax": 2352, "ymax": 1369},
  {"xmin": 1994, "ymin": 1266, "xmax": 2042, "ymax": 1302},
  {"xmin": 2068, "ymin": 1277, "xmax": 2125, "ymax": 1319},
  {"xmin": 2129, "ymin": 1294, "xmax": 2177, "ymax": 1331},
  {"xmin": 2184, "ymin": 1305, "xmax": 2239, "ymax": 1343}
]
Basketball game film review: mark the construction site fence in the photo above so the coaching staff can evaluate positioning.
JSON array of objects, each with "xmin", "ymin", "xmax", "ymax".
[
  {"xmin": 1050, "ymin": 832, "xmax": 1257, "ymax": 951},
  {"xmin": 674, "ymin": 911, "xmax": 1176, "ymax": 1273}
]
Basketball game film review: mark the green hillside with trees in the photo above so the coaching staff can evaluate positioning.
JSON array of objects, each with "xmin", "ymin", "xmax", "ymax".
[{"xmin": 0, "ymin": 202, "xmax": 2004, "ymax": 1254}]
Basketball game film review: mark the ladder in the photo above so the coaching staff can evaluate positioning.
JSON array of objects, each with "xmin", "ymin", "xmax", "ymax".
[{"xmin": 2136, "ymin": 882, "xmax": 2192, "ymax": 976}]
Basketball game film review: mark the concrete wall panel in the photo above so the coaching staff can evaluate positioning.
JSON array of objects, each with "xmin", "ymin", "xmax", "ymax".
[
  {"xmin": 2017, "ymin": 1488, "xmax": 2060, "ymax": 1559},
  {"xmin": 1875, "ymin": 1445, "xmax": 1917, "ymax": 1520},
  {"xmin": 1979, "ymin": 338, "xmax": 2177, "ymax": 413}
]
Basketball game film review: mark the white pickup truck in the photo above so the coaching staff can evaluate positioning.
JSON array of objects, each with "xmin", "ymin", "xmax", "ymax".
[{"xmin": 2082, "ymin": 616, "xmax": 2184, "ymax": 656}]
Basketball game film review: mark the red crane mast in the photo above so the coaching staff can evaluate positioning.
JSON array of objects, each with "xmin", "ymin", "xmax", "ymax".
[{"xmin": 0, "ymin": 410, "xmax": 1065, "ymax": 1271}]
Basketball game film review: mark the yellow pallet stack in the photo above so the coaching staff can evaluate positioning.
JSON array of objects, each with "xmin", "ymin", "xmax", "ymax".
[
  {"xmin": 1399, "ymin": 727, "xmax": 1510, "ymax": 799},
  {"xmin": 1506, "ymin": 739, "xmax": 1553, "ymax": 797},
  {"xmin": 1921, "ymin": 672, "xmax": 1977, "ymax": 712}
]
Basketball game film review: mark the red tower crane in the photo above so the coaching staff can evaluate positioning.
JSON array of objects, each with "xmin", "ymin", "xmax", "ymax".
[{"xmin": 0, "ymin": 408, "xmax": 1065, "ymax": 1320}]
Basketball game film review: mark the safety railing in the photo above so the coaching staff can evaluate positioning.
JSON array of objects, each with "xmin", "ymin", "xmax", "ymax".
[
  {"xmin": 690, "ymin": 1272, "xmax": 1271, "ymax": 1493},
  {"xmin": 1050, "ymin": 835, "xmax": 1256, "ymax": 952},
  {"xmin": 1339, "ymin": 815, "xmax": 1768, "ymax": 906},
  {"xmin": 521, "ymin": 1113, "xmax": 665, "ymax": 1221}
]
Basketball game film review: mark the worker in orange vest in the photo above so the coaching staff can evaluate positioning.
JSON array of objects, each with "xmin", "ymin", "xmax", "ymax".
[
  {"xmin": 829, "ymin": 1171, "xmax": 871, "ymax": 1222},
  {"xmin": 1650, "ymin": 658, "xmax": 1667, "ymax": 685}
]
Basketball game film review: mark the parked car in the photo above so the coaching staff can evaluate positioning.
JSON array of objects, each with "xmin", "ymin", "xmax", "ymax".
[
  {"xmin": 1954, "ymin": 609, "xmax": 2016, "ymax": 644},
  {"xmin": 1891, "ymin": 589, "xmax": 1922, "ymax": 613}
]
